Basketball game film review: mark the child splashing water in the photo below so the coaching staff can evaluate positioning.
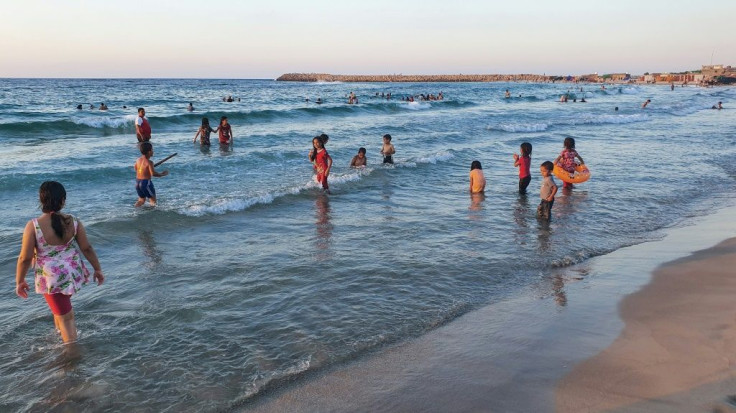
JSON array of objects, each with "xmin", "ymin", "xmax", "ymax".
[
  {"xmin": 15, "ymin": 181, "xmax": 105, "ymax": 343},
  {"xmin": 554, "ymin": 137, "xmax": 585, "ymax": 189}
]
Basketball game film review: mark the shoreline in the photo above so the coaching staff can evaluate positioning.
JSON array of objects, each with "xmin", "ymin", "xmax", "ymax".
[
  {"xmin": 276, "ymin": 73, "xmax": 734, "ymax": 85},
  {"xmin": 557, "ymin": 237, "xmax": 736, "ymax": 412},
  {"xmin": 243, "ymin": 205, "xmax": 736, "ymax": 412}
]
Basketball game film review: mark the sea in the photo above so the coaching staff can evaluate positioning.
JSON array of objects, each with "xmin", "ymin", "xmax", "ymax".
[{"xmin": 0, "ymin": 78, "xmax": 734, "ymax": 412}]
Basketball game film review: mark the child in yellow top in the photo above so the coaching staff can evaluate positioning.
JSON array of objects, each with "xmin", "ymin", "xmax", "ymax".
[
  {"xmin": 134, "ymin": 142, "xmax": 169, "ymax": 207},
  {"xmin": 469, "ymin": 160, "xmax": 486, "ymax": 193}
]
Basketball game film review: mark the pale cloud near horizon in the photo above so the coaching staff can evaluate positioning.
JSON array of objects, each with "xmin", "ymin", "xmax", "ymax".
[{"xmin": 1, "ymin": 0, "xmax": 733, "ymax": 78}]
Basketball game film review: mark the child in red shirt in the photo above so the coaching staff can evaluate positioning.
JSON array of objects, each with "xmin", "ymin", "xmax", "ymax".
[{"xmin": 513, "ymin": 142, "xmax": 532, "ymax": 194}]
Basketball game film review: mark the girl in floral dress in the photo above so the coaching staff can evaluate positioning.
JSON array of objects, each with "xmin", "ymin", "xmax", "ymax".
[{"xmin": 15, "ymin": 181, "xmax": 104, "ymax": 343}]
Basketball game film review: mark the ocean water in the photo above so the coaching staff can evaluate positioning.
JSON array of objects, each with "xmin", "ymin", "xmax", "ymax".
[{"xmin": 0, "ymin": 79, "xmax": 734, "ymax": 411}]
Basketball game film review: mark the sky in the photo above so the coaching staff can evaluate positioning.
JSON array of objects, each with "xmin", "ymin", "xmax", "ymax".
[{"xmin": 0, "ymin": 0, "xmax": 734, "ymax": 78}]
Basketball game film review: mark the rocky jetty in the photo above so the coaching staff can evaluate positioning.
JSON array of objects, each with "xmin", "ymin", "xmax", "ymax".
[{"xmin": 276, "ymin": 73, "xmax": 554, "ymax": 83}]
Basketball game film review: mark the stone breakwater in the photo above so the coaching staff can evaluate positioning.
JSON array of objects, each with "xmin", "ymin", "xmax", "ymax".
[{"xmin": 276, "ymin": 73, "xmax": 554, "ymax": 82}]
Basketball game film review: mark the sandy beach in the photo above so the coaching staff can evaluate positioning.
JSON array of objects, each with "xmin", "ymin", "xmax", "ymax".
[
  {"xmin": 244, "ymin": 206, "xmax": 736, "ymax": 412},
  {"xmin": 557, "ymin": 237, "xmax": 736, "ymax": 412}
]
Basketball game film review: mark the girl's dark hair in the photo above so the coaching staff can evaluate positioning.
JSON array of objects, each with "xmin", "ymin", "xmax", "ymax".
[
  {"xmin": 520, "ymin": 142, "xmax": 532, "ymax": 157},
  {"xmin": 564, "ymin": 137, "xmax": 575, "ymax": 149},
  {"xmin": 201, "ymin": 117, "xmax": 209, "ymax": 127},
  {"xmin": 319, "ymin": 133, "xmax": 329, "ymax": 144},
  {"xmin": 309, "ymin": 136, "xmax": 323, "ymax": 162},
  {"xmin": 358, "ymin": 147, "xmax": 366, "ymax": 154},
  {"xmin": 220, "ymin": 116, "xmax": 228, "ymax": 124},
  {"xmin": 39, "ymin": 181, "xmax": 70, "ymax": 239},
  {"xmin": 470, "ymin": 160, "xmax": 482, "ymax": 170}
]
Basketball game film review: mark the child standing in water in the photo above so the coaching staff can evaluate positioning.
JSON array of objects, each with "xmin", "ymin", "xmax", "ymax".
[
  {"xmin": 537, "ymin": 161, "xmax": 558, "ymax": 220},
  {"xmin": 308, "ymin": 133, "xmax": 329, "ymax": 164},
  {"xmin": 15, "ymin": 181, "xmax": 105, "ymax": 343},
  {"xmin": 193, "ymin": 117, "xmax": 216, "ymax": 146},
  {"xmin": 554, "ymin": 137, "xmax": 585, "ymax": 189},
  {"xmin": 469, "ymin": 160, "xmax": 486, "ymax": 193},
  {"xmin": 218, "ymin": 116, "xmax": 233, "ymax": 146},
  {"xmin": 134, "ymin": 142, "xmax": 169, "ymax": 207},
  {"xmin": 380, "ymin": 134, "xmax": 395, "ymax": 164},
  {"xmin": 512, "ymin": 142, "xmax": 532, "ymax": 194},
  {"xmin": 135, "ymin": 107, "xmax": 152, "ymax": 142},
  {"xmin": 350, "ymin": 147, "xmax": 367, "ymax": 167},
  {"xmin": 309, "ymin": 135, "xmax": 333, "ymax": 193}
]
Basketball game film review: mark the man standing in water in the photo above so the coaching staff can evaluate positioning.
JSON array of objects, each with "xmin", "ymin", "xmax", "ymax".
[{"xmin": 136, "ymin": 107, "xmax": 152, "ymax": 142}]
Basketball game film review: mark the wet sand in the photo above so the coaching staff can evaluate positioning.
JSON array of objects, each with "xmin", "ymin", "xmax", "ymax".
[
  {"xmin": 557, "ymin": 238, "xmax": 736, "ymax": 412},
  {"xmin": 243, "ymin": 207, "xmax": 736, "ymax": 413}
]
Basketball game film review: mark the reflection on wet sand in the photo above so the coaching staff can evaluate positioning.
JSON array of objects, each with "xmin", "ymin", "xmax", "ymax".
[
  {"xmin": 138, "ymin": 230, "xmax": 162, "ymax": 271},
  {"xmin": 537, "ymin": 218, "xmax": 552, "ymax": 253},
  {"xmin": 512, "ymin": 194, "xmax": 531, "ymax": 245},
  {"xmin": 469, "ymin": 192, "xmax": 485, "ymax": 213},
  {"xmin": 555, "ymin": 189, "xmax": 588, "ymax": 219},
  {"xmin": 380, "ymin": 178, "xmax": 395, "ymax": 222},
  {"xmin": 314, "ymin": 194, "xmax": 333, "ymax": 261},
  {"xmin": 551, "ymin": 273, "xmax": 567, "ymax": 306},
  {"xmin": 468, "ymin": 192, "xmax": 485, "ymax": 226}
]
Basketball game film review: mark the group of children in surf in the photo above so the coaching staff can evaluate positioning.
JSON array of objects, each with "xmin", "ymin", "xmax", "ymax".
[
  {"xmin": 134, "ymin": 103, "xmax": 586, "ymax": 221},
  {"xmin": 133, "ymin": 107, "xmax": 233, "ymax": 207},
  {"xmin": 15, "ymin": 110, "xmax": 586, "ymax": 345},
  {"xmin": 470, "ymin": 137, "xmax": 585, "ymax": 221},
  {"xmin": 306, "ymin": 133, "xmax": 395, "ymax": 195}
]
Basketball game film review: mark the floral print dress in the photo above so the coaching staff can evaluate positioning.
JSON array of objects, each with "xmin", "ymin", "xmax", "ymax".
[
  {"xmin": 559, "ymin": 149, "xmax": 579, "ymax": 173},
  {"xmin": 32, "ymin": 217, "xmax": 90, "ymax": 295}
]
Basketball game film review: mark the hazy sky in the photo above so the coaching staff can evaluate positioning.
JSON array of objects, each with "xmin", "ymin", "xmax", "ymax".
[{"xmin": 1, "ymin": 0, "xmax": 733, "ymax": 78}]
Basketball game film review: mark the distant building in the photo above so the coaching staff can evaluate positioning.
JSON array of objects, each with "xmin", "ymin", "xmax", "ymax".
[
  {"xmin": 700, "ymin": 65, "xmax": 735, "ymax": 84},
  {"xmin": 608, "ymin": 73, "xmax": 631, "ymax": 82},
  {"xmin": 701, "ymin": 65, "xmax": 734, "ymax": 77}
]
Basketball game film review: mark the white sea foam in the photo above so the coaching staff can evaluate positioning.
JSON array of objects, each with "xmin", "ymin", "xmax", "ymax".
[
  {"xmin": 181, "ymin": 170, "xmax": 372, "ymax": 216},
  {"xmin": 404, "ymin": 101, "xmax": 431, "ymax": 110},
  {"xmin": 412, "ymin": 151, "xmax": 453, "ymax": 164},
  {"xmin": 565, "ymin": 113, "xmax": 649, "ymax": 125},
  {"xmin": 619, "ymin": 87, "xmax": 641, "ymax": 95},
  {"xmin": 491, "ymin": 123, "xmax": 549, "ymax": 132},
  {"xmin": 392, "ymin": 151, "xmax": 454, "ymax": 168},
  {"xmin": 71, "ymin": 114, "xmax": 136, "ymax": 128}
]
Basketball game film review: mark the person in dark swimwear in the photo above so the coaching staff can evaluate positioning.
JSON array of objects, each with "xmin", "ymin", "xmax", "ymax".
[
  {"xmin": 193, "ymin": 117, "xmax": 216, "ymax": 146},
  {"xmin": 380, "ymin": 134, "xmax": 395, "ymax": 164}
]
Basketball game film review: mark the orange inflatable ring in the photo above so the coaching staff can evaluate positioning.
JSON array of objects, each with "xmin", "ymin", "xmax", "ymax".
[{"xmin": 553, "ymin": 163, "xmax": 590, "ymax": 184}]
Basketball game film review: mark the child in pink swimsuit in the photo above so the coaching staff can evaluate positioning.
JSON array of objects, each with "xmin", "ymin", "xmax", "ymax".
[
  {"xmin": 15, "ymin": 181, "xmax": 104, "ymax": 343},
  {"xmin": 554, "ymin": 137, "xmax": 585, "ymax": 189}
]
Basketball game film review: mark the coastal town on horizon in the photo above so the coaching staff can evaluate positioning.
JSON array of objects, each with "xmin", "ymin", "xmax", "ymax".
[{"xmin": 278, "ymin": 64, "xmax": 736, "ymax": 85}]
